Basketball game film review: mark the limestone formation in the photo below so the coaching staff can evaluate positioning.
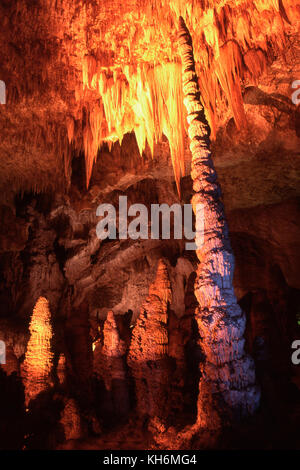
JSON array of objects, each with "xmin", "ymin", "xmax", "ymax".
[
  {"xmin": 21, "ymin": 297, "xmax": 54, "ymax": 406},
  {"xmin": 0, "ymin": 0, "xmax": 299, "ymax": 450},
  {"xmin": 0, "ymin": 346, "xmax": 19, "ymax": 376},
  {"xmin": 57, "ymin": 354, "xmax": 66, "ymax": 386},
  {"xmin": 178, "ymin": 16, "xmax": 260, "ymax": 428},
  {"xmin": 102, "ymin": 311, "xmax": 127, "ymax": 388},
  {"xmin": 60, "ymin": 398, "xmax": 82, "ymax": 441},
  {"xmin": 93, "ymin": 311, "xmax": 129, "ymax": 417},
  {"xmin": 128, "ymin": 259, "xmax": 172, "ymax": 420}
]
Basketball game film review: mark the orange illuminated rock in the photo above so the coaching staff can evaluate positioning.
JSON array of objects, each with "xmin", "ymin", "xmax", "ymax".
[
  {"xmin": 1, "ymin": 1, "xmax": 298, "ymax": 199},
  {"xmin": 93, "ymin": 310, "xmax": 129, "ymax": 417},
  {"xmin": 128, "ymin": 259, "xmax": 172, "ymax": 420},
  {"xmin": 93, "ymin": 312, "xmax": 125, "ymax": 386},
  {"xmin": 101, "ymin": 310, "xmax": 127, "ymax": 390},
  {"xmin": 21, "ymin": 297, "xmax": 53, "ymax": 406}
]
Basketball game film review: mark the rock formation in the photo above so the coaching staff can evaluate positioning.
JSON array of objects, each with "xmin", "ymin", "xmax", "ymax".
[
  {"xmin": 167, "ymin": 310, "xmax": 186, "ymax": 417},
  {"xmin": 101, "ymin": 311, "xmax": 127, "ymax": 388},
  {"xmin": 0, "ymin": 0, "xmax": 299, "ymax": 450},
  {"xmin": 128, "ymin": 259, "xmax": 172, "ymax": 421},
  {"xmin": 93, "ymin": 311, "xmax": 129, "ymax": 419},
  {"xmin": 178, "ymin": 16, "xmax": 260, "ymax": 428},
  {"xmin": 65, "ymin": 300, "xmax": 93, "ymax": 386},
  {"xmin": 21, "ymin": 297, "xmax": 54, "ymax": 406},
  {"xmin": 56, "ymin": 354, "xmax": 66, "ymax": 386},
  {"xmin": 92, "ymin": 335, "xmax": 103, "ymax": 380},
  {"xmin": 1, "ymin": 346, "xmax": 19, "ymax": 377},
  {"xmin": 168, "ymin": 272, "xmax": 201, "ymax": 420},
  {"xmin": 60, "ymin": 398, "xmax": 82, "ymax": 441},
  {"xmin": 1, "ymin": 1, "xmax": 298, "ymax": 201}
]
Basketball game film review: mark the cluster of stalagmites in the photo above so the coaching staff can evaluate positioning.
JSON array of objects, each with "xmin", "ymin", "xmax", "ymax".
[
  {"xmin": 1, "ymin": 258, "xmax": 258, "ymax": 442},
  {"xmin": 92, "ymin": 260, "xmax": 179, "ymax": 424}
]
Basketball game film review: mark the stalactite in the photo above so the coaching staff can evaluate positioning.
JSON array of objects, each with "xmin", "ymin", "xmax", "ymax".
[
  {"xmin": 76, "ymin": 0, "xmax": 298, "ymax": 190},
  {"xmin": 127, "ymin": 260, "xmax": 172, "ymax": 420},
  {"xmin": 4, "ymin": 0, "xmax": 298, "ymax": 195},
  {"xmin": 21, "ymin": 297, "xmax": 54, "ymax": 406},
  {"xmin": 83, "ymin": 102, "xmax": 104, "ymax": 187},
  {"xmin": 178, "ymin": 16, "xmax": 260, "ymax": 429},
  {"xmin": 91, "ymin": 63, "xmax": 186, "ymax": 192},
  {"xmin": 214, "ymin": 41, "xmax": 247, "ymax": 129}
]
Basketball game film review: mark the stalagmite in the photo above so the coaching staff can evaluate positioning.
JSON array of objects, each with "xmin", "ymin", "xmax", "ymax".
[
  {"xmin": 127, "ymin": 260, "xmax": 172, "ymax": 421},
  {"xmin": 21, "ymin": 297, "xmax": 54, "ymax": 406},
  {"xmin": 93, "ymin": 311, "xmax": 129, "ymax": 417},
  {"xmin": 101, "ymin": 310, "xmax": 127, "ymax": 390},
  {"xmin": 60, "ymin": 398, "xmax": 82, "ymax": 441},
  {"xmin": 178, "ymin": 17, "xmax": 260, "ymax": 428}
]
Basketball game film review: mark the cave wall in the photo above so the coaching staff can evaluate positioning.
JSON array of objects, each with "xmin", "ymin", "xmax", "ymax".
[
  {"xmin": 0, "ymin": 126, "xmax": 299, "ymax": 448},
  {"xmin": 0, "ymin": 54, "xmax": 299, "ymax": 447}
]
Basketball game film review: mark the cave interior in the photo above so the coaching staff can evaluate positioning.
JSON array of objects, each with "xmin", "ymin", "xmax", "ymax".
[{"xmin": 0, "ymin": 0, "xmax": 300, "ymax": 451}]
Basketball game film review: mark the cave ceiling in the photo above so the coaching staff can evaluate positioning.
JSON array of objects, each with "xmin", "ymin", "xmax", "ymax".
[{"xmin": 0, "ymin": 0, "xmax": 299, "ymax": 202}]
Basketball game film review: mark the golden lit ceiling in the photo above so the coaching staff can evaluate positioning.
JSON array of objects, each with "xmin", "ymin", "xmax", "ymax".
[{"xmin": 0, "ymin": 0, "xmax": 299, "ymax": 196}]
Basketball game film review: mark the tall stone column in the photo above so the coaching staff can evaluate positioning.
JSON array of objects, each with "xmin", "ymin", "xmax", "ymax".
[{"xmin": 178, "ymin": 16, "xmax": 260, "ymax": 428}]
